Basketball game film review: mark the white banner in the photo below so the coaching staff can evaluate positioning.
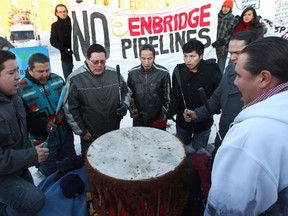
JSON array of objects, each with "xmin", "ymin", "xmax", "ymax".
[
  {"xmin": 70, "ymin": 1, "xmax": 286, "ymax": 77},
  {"xmin": 70, "ymin": 1, "xmax": 221, "ymax": 76},
  {"xmin": 264, "ymin": 19, "xmax": 288, "ymax": 39}
]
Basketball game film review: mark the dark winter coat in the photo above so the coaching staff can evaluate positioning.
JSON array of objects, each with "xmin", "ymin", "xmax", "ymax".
[
  {"xmin": 216, "ymin": 11, "xmax": 238, "ymax": 55},
  {"xmin": 233, "ymin": 16, "xmax": 266, "ymax": 39},
  {"xmin": 127, "ymin": 63, "xmax": 170, "ymax": 126},
  {"xmin": 19, "ymin": 71, "xmax": 69, "ymax": 148},
  {"xmin": 64, "ymin": 63, "xmax": 131, "ymax": 139},
  {"xmin": 194, "ymin": 64, "xmax": 243, "ymax": 149},
  {"xmin": 169, "ymin": 60, "xmax": 222, "ymax": 133},
  {"xmin": 0, "ymin": 93, "xmax": 38, "ymax": 176},
  {"xmin": 50, "ymin": 16, "xmax": 72, "ymax": 62}
]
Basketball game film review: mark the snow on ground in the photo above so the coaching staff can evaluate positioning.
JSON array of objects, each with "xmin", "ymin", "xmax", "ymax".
[{"xmin": 30, "ymin": 34, "xmax": 220, "ymax": 185}]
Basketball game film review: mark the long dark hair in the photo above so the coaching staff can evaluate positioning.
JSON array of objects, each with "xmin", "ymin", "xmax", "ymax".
[{"xmin": 240, "ymin": 6, "xmax": 258, "ymax": 22}]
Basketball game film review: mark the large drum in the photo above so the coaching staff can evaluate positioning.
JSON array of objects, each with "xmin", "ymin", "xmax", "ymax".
[{"xmin": 85, "ymin": 127, "xmax": 188, "ymax": 216}]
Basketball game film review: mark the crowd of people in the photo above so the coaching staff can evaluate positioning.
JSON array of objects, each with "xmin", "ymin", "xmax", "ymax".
[{"xmin": 0, "ymin": 1, "xmax": 287, "ymax": 216}]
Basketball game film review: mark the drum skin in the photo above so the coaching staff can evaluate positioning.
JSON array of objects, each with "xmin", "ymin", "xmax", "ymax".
[{"xmin": 85, "ymin": 127, "xmax": 188, "ymax": 216}]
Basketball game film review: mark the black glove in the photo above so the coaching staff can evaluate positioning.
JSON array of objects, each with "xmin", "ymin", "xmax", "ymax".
[
  {"xmin": 217, "ymin": 38, "xmax": 226, "ymax": 46},
  {"xmin": 211, "ymin": 38, "xmax": 226, "ymax": 48},
  {"xmin": 63, "ymin": 46, "xmax": 73, "ymax": 56},
  {"xmin": 211, "ymin": 41, "xmax": 218, "ymax": 48},
  {"xmin": 116, "ymin": 103, "xmax": 128, "ymax": 117}
]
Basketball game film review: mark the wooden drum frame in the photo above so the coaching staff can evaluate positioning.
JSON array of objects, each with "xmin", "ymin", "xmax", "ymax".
[{"xmin": 85, "ymin": 127, "xmax": 188, "ymax": 216}]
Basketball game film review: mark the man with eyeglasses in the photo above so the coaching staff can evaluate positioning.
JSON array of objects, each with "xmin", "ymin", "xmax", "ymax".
[
  {"xmin": 19, "ymin": 53, "xmax": 76, "ymax": 177},
  {"xmin": 64, "ymin": 44, "xmax": 131, "ymax": 156},
  {"xmin": 127, "ymin": 44, "xmax": 170, "ymax": 130}
]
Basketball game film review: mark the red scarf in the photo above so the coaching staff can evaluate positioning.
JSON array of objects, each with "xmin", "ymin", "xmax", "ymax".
[{"xmin": 234, "ymin": 18, "xmax": 255, "ymax": 34}]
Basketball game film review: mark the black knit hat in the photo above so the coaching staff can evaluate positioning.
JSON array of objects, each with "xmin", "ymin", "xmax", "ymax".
[{"xmin": 60, "ymin": 174, "xmax": 85, "ymax": 198}]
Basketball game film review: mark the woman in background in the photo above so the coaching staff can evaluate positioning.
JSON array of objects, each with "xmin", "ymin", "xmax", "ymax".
[{"xmin": 233, "ymin": 6, "xmax": 266, "ymax": 39}]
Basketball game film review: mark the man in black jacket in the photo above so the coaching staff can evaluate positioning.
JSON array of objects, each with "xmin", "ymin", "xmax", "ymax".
[
  {"xmin": 50, "ymin": 4, "xmax": 73, "ymax": 80},
  {"xmin": 169, "ymin": 39, "xmax": 222, "ymax": 216},
  {"xmin": 184, "ymin": 31, "xmax": 257, "ymax": 159},
  {"xmin": 127, "ymin": 44, "xmax": 170, "ymax": 130},
  {"xmin": 169, "ymin": 39, "xmax": 222, "ymax": 153}
]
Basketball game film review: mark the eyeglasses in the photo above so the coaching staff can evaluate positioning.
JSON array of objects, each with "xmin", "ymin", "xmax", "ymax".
[{"xmin": 89, "ymin": 59, "xmax": 106, "ymax": 65}]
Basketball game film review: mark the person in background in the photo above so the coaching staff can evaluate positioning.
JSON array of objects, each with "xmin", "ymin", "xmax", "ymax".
[
  {"xmin": 232, "ymin": 6, "xmax": 266, "ymax": 39},
  {"xmin": 50, "ymin": 4, "xmax": 73, "ymax": 80},
  {"xmin": 64, "ymin": 44, "xmax": 131, "ymax": 156},
  {"xmin": 0, "ymin": 50, "xmax": 48, "ymax": 216},
  {"xmin": 205, "ymin": 37, "xmax": 288, "ymax": 215},
  {"xmin": 212, "ymin": 0, "xmax": 238, "ymax": 73},
  {"xmin": 184, "ymin": 31, "xmax": 258, "ymax": 160},
  {"xmin": 127, "ymin": 44, "xmax": 170, "ymax": 130},
  {"xmin": 19, "ymin": 53, "xmax": 76, "ymax": 177}
]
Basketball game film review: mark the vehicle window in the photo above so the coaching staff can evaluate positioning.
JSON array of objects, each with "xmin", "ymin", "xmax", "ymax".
[{"xmin": 11, "ymin": 31, "xmax": 35, "ymax": 40}]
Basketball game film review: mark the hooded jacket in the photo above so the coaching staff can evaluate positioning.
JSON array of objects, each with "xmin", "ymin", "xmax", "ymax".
[{"xmin": 205, "ymin": 90, "xmax": 288, "ymax": 215}]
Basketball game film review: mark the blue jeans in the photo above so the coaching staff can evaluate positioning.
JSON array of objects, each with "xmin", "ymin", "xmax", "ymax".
[
  {"xmin": 38, "ymin": 127, "xmax": 76, "ymax": 176},
  {"xmin": 61, "ymin": 61, "xmax": 73, "ymax": 81},
  {"xmin": 176, "ymin": 125, "xmax": 211, "ymax": 150},
  {"xmin": 176, "ymin": 125, "xmax": 211, "ymax": 174},
  {"xmin": 0, "ymin": 169, "xmax": 45, "ymax": 216}
]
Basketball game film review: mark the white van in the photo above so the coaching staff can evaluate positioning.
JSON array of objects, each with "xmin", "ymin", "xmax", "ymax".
[{"xmin": 10, "ymin": 24, "xmax": 41, "ymax": 48}]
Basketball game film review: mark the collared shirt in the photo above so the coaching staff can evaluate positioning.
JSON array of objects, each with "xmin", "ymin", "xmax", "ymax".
[{"xmin": 243, "ymin": 82, "xmax": 288, "ymax": 109}]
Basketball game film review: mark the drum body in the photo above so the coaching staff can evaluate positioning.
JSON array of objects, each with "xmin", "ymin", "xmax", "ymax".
[{"xmin": 86, "ymin": 127, "xmax": 188, "ymax": 216}]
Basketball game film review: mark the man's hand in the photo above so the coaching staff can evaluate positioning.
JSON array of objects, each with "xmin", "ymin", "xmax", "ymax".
[
  {"xmin": 63, "ymin": 47, "xmax": 73, "ymax": 56},
  {"xmin": 116, "ymin": 103, "xmax": 128, "ymax": 117},
  {"xmin": 35, "ymin": 143, "xmax": 49, "ymax": 163},
  {"xmin": 211, "ymin": 41, "xmax": 218, "ymax": 48},
  {"xmin": 129, "ymin": 108, "xmax": 139, "ymax": 119},
  {"xmin": 212, "ymin": 38, "xmax": 226, "ymax": 48},
  {"xmin": 217, "ymin": 38, "xmax": 226, "ymax": 46},
  {"xmin": 183, "ymin": 109, "xmax": 197, "ymax": 122},
  {"xmin": 45, "ymin": 121, "xmax": 57, "ymax": 133},
  {"xmin": 82, "ymin": 132, "xmax": 92, "ymax": 141}
]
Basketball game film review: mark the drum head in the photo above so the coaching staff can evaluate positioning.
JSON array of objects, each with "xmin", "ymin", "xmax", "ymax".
[{"xmin": 86, "ymin": 127, "xmax": 186, "ymax": 180}]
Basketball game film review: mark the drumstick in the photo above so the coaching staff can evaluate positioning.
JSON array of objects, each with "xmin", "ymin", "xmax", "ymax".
[
  {"xmin": 56, "ymin": 85, "xmax": 67, "ymax": 114},
  {"xmin": 197, "ymin": 87, "xmax": 222, "ymax": 141},
  {"xmin": 116, "ymin": 64, "xmax": 122, "ymax": 103},
  {"xmin": 43, "ymin": 86, "xmax": 68, "ymax": 148},
  {"xmin": 162, "ymin": 105, "xmax": 176, "ymax": 122}
]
